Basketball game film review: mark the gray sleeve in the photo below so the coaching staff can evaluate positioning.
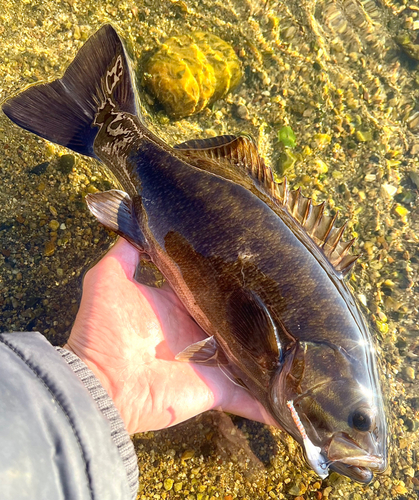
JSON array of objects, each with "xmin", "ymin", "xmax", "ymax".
[{"xmin": 0, "ymin": 332, "xmax": 139, "ymax": 500}]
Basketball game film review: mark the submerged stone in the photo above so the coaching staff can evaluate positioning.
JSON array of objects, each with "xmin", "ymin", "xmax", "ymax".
[{"xmin": 143, "ymin": 32, "xmax": 242, "ymax": 119}]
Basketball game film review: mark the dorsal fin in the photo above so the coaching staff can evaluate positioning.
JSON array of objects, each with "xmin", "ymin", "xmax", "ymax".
[
  {"xmin": 174, "ymin": 134, "xmax": 358, "ymax": 276},
  {"xmin": 174, "ymin": 134, "xmax": 238, "ymax": 151},
  {"xmin": 174, "ymin": 135, "xmax": 267, "ymax": 181},
  {"xmin": 271, "ymin": 181, "xmax": 359, "ymax": 275}
]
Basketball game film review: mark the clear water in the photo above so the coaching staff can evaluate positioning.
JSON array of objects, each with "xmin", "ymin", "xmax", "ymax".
[{"xmin": 0, "ymin": 0, "xmax": 418, "ymax": 498}]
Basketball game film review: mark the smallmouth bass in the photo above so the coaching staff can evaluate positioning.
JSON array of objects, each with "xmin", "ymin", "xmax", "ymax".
[{"xmin": 2, "ymin": 25, "xmax": 387, "ymax": 482}]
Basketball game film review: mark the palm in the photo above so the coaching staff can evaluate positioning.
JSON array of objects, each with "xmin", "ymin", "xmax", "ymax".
[{"xmin": 66, "ymin": 238, "xmax": 272, "ymax": 434}]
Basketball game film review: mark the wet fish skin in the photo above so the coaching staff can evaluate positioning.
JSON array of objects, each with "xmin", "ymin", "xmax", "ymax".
[{"xmin": 1, "ymin": 25, "xmax": 387, "ymax": 483}]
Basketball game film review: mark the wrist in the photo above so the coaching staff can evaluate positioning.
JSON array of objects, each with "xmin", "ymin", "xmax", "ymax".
[
  {"xmin": 56, "ymin": 346, "xmax": 139, "ymax": 496},
  {"xmin": 63, "ymin": 342, "xmax": 138, "ymax": 433}
]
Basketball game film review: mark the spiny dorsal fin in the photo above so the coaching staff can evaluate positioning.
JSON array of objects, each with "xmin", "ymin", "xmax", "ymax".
[
  {"xmin": 174, "ymin": 134, "xmax": 358, "ymax": 275},
  {"xmin": 272, "ymin": 181, "xmax": 359, "ymax": 275}
]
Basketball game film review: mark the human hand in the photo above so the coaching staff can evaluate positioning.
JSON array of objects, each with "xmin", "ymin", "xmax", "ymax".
[{"xmin": 66, "ymin": 238, "xmax": 274, "ymax": 434}]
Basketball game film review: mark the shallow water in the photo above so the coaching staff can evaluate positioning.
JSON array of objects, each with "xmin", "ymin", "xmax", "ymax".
[{"xmin": 1, "ymin": 0, "xmax": 418, "ymax": 498}]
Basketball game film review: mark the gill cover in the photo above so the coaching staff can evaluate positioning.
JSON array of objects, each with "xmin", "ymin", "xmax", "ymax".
[{"xmin": 270, "ymin": 341, "xmax": 386, "ymax": 483}]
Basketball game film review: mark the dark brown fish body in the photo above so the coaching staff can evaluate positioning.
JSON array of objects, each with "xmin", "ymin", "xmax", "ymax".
[{"xmin": 2, "ymin": 25, "xmax": 387, "ymax": 482}]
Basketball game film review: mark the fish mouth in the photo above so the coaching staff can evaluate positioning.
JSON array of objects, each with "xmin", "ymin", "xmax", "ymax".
[
  {"xmin": 325, "ymin": 449, "xmax": 385, "ymax": 483},
  {"xmin": 328, "ymin": 461, "xmax": 374, "ymax": 483},
  {"xmin": 325, "ymin": 431, "xmax": 386, "ymax": 483}
]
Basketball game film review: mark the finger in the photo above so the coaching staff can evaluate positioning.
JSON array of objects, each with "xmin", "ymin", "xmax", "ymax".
[
  {"xmin": 99, "ymin": 237, "xmax": 141, "ymax": 280},
  {"xmin": 220, "ymin": 390, "xmax": 278, "ymax": 426}
]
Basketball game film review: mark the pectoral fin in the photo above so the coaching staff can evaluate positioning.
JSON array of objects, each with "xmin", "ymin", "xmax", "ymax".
[
  {"xmin": 175, "ymin": 336, "xmax": 228, "ymax": 366},
  {"xmin": 85, "ymin": 189, "xmax": 147, "ymax": 250},
  {"xmin": 227, "ymin": 288, "xmax": 282, "ymax": 372},
  {"xmin": 176, "ymin": 336, "xmax": 248, "ymax": 389}
]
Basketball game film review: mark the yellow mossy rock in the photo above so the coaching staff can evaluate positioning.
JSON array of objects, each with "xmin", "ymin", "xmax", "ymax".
[{"xmin": 143, "ymin": 32, "xmax": 242, "ymax": 119}]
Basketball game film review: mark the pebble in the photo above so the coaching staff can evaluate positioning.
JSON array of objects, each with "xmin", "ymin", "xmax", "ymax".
[
  {"xmin": 364, "ymin": 173, "xmax": 376, "ymax": 182},
  {"xmin": 57, "ymin": 154, "xmax": 75, "ymax": 174},
  {"xmin": 356, "ymin": 129, "xmax": 372, "ymax": 142},
  {"xmin": 173, "ymin": 482, "xmax": 183, "ymax": 492},
  {"xmin": 404, "ymin": 466, "xmax": 415, "ymax": 478},
  {"xmin": 49, "ymin": 206, "xmax": 58, "ymax": 217},
  {"xmin": 404, "ymin": 417, "xmax": 419, "ymax": 432},
  {"xmin": 357, "ymin": 293, "xmax": 367, "ymax": 306},
  {"xmin": 394, "ymin": 483, "xmax": 408, "ymax": 495},
  {"xmin": 49, "ymin": 220, "xmax": 60, "ymax": 231},
  {"xmin": 408, "ymin": 170, "xmax": 419, "ymax": 188},
  {"xmin": 44, "ymin": 240, "xmax": 56, "ymax": 256},
  {"xmin": 29, "ymin": 161, "xmax": 49, "ymax": 175},
  {"xmin": 235, "ymin": 104, "xmax": 249, "ymax": 120},
  {"xmin": 287, "ymin": 482, "xmax": 306, "ymax": 496},
  {"xmin": 181, "ymin": 450, "xmax": 195, "ymax": 460},
  {"xmin": 163, "ymin": 479, "xmax": 174, "ymax": 491},
  {"xmin": 403, "ymin": 366, "xmax": 415, "ymax": 381},
  {"xmin": 380, "ymin": 183, "xmax": 397, "ymax": 199},
  {"xmin": 323, "ymin": 486, "xmax": 332, "ymax": 497}
]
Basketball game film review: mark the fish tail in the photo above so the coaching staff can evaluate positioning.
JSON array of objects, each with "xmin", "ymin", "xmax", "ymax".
[{"xmin": 2, "ymin": 24, "xmax": 138, "ymax": 159}]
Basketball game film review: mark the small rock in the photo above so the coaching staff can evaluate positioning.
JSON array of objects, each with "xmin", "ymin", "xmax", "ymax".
[
  {"xmin": 408, "ymin": 170, "xmax": 419, "ymax": 189},
  {"xmin": 181, "ymin": 449, "xmax": 195, "ymax": 461},
  {"xmin": 357, "ymin": 294, "xmax": 367, "ymax": 306},
  {"xmin": 403, "ymin": 366, "xmax": 415, "ymax": 381},
  {"xmin": 395, "ymin": 483, "xmax": 408, "ymax": 495},
  {"xmin": 57, "ymin": 154, "xmax": 75, "ymax": 174},
  {"xmin": 404, "ymin": 466, "xmax": 415, "ymax": 478},
  {"xmin": 49, "ymin": 206, "xmax": 58, "ymax": 217},
  {"xmin": 364, "ymin": 173, "xmax": 376, "ymax": 182},
  {"xmin": 381, "ymin": 183, "xmax": 397, "ymax": 199},
  {"xmin": 29, "ymin": 161, "xmax": 49, "ymax": 175},
  {"xmin": 163, "ymin": 479, "xmax": 174, "ymax": 491},
  {"xmin": 235, "ymin": 104, "xmax": 249, "ymax": 120},
  {"xmin": 49, "ymin": 220, "xmax": 60, "ymax": 231},
  {"xmin": 44, "ymin": 240, "xmax": 56, "ymax": 256},
  {"xmin": 356, "ymin": 129, "xmax": 372, "ymax": 142},
  {"xmin": 287, "ymin": 482, "xmax": 305, "ymax": 496},
  {"xmin": 173, "ymin": 482, "xmax": 183, "ymax": 492},
  {"xmin": 323, "ymin": 486, "xmax": 332, "ymax": 497}
]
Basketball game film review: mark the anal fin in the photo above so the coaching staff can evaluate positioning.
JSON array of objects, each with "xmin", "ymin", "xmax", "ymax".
[{"xmin": 85, "ymin": 189, "xmax": 147, "ymax": 250}]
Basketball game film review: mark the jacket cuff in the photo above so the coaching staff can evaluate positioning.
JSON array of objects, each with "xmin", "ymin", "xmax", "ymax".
[{"xmin": 56, "ymin": 347, "xmax": 139, "ymax": 499}]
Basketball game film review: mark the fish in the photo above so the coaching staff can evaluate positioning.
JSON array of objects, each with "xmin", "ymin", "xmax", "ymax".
[{"xmin": 2, "ymin": 24, "xmax": 387, "ymax": 483}]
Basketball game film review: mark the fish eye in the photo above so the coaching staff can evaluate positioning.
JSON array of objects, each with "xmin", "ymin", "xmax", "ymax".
[{"xmin": 349, "ymin": 408, "xmax": 374, "ymax": 432}]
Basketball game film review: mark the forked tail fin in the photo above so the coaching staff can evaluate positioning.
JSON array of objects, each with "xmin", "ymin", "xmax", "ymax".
[{"xmin": 2, "ymin": 24, "xmax": 137, "ymax": 159}]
